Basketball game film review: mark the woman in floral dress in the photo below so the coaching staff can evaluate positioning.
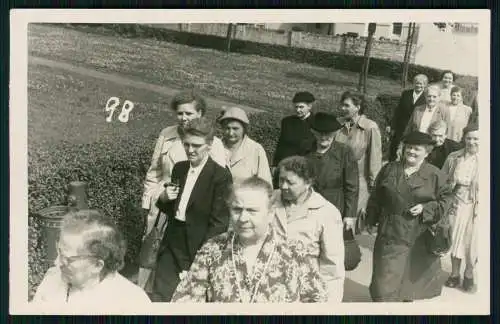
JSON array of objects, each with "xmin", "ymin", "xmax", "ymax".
[
  {"xmin": 171, "ymin": 176, "xmax": 328, "ymax": 303},
  {"xmin": 442, "ymin": 124, "xmax": 479, "ymax": 292}
]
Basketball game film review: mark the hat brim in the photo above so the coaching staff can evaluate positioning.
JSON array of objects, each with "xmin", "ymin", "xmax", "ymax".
[{"xmin": 219, "ymin": 116, "xmax": 249, "ymax": 125}]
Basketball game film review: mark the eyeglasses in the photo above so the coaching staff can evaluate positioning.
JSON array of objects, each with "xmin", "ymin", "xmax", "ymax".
[{"xmin": 57, "ymin": 247, "xmax": 98, "ymax": 266}]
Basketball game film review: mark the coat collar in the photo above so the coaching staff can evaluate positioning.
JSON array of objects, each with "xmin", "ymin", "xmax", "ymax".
[
  {"xmin": 273, "ymin": 189, "xmax": 328, "ymax": 211},
  {"xmin": 227, "ymin": 135, "xmax": 252, "ymax": 166},
  {"xmin": 161, "ymin": 125, "xmax": 181, "ymax": 141}
]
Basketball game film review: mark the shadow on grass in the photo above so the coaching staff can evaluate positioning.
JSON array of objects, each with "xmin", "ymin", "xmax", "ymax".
[{"xmin": 285, "ymin": 71, "xmax": 357, "ymax": 88}]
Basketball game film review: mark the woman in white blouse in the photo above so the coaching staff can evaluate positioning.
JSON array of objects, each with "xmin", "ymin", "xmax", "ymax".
[
  {"xmin": 33, "ymin": 210, "xmax": 151, "ymax": 306},
  {"xmin": 442, "ymin": 124, "xmax": 479, "ymax": 292},
  {"xmin": 139, "ymin": 90, "xmax": 226, "ymax": 289},
  {"xmin": 218, "ymin": 107, "xmax": 272, "ymax": 186},
  {"xmin": 442, "ymin": 86, "xmax": 473, "ymax": 142}
]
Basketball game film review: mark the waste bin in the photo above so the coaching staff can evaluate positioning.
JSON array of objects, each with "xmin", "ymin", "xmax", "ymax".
[{"xmin": 36, "ymin": 181, "xmax": 89, "ymax": 266}]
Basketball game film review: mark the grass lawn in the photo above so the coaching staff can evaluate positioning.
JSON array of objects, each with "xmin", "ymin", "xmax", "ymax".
[
  {"xmin": 28, "ymin": 23, "xmax": 404, "ymax": 118},
  {"xmin": 28, "ymin": 63, "xmax": 215, "ymax": 151}
]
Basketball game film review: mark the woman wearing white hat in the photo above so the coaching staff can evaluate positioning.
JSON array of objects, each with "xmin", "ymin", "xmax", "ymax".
[{"xmin": 218, "ymin": 107, "xmax": 273, "ymax": 186}]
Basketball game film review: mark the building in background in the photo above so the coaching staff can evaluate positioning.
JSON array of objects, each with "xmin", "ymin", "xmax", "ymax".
[
  {"xmin": 256, "ymin": 23, "xmax": 478, "ymax": 76},
  {"xmin": 256, "ymin": 23, "xmax": 415, "ymax": 41}
]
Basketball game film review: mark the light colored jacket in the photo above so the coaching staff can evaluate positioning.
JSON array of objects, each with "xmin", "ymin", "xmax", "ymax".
[
  {"xmin": 442, "ymin": 103, "xmax": 472, "ymax": 142},
  {"xmin": 334, "ymin": 115, "xmax": 382, "ymax": 211},
  {"xmin": 32, "ymin": 267, "xmax": 151, "ymax": 305},
  {"xmin": 272, "ymin": 189, "xmax": 345, "ymax": 302},
  {"xmin": 224, "ymin": 135, "xmax": 272, "ymax": 186},
  {"xmin": 403, "ymin": 104, "xmax": 447, "ymax": 136},
  {"xmin": 142, "ymin": 125, "xmax": 226, "ymax": 210}
]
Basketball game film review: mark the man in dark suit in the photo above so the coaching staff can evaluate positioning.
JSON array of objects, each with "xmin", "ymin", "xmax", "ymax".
[
  {"xmin": 152, "ymin": 118, "xmax": 232, "ymax": 302},
  {"xmin": 426, "ymin": 120, "xmax": 463, "ymax": 169},
  {"xmin": 388, "ymin": 74, "xmax": 428, "ymax": 161},
  {"xmin": 272, "ymin": 91, "xmax": 316, "ymax": 187}
]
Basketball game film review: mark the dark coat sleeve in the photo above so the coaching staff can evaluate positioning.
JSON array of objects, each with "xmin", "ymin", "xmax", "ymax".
[
  {"xmin": 204, "ymin": 167, "xmax": 233, "ymax": 240},
  {"xmin": 155, "ymin": 162, "xmax": 182, "ymax": 216},
  {"xmin": 343, "ymin": 146, "xmax": 360, "ymax": 219},
  {"xmin": 421, "ymin": 169, "xmax": 453, "ymax": 224},
  {"xmin": 391, "ymin": 90, "xmax": 407, "ymax": 131},
  {"xmin": 365, "ymin": 163, "xmax": 391, "ymax": 227},
  {"xmin": 272, "ymin": 118, "xmax": 288, "ymax": 166}
]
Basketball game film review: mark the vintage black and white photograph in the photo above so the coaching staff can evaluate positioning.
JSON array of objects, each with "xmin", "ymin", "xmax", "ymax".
[{"xmin": 10, "ymin": 9, "xmax": 490, "ymax": 315}]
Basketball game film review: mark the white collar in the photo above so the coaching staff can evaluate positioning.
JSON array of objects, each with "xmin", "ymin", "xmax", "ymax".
[{"xmin": 189, "ymin": 155, "xmax": 209, "ymax": 173}]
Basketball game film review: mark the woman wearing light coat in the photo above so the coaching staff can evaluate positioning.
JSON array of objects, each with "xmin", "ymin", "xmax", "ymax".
[{"xmin": 218, "ymin": 107, "xmax": 272, "ymax": 186}]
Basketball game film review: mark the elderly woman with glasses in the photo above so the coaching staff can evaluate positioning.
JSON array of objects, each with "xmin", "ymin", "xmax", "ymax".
[
  {"xmin": 33, "ymin": 210, "xmax": 151, "ymax": 305},
  {"xmin": 171, "ymin": 177, "xmax": 328, "ymax": 303}
]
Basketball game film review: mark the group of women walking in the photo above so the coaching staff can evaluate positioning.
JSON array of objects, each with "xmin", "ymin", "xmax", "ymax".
[{"xmin": 34, "ymin": 69, "xmax": 481, "ymax": 304}]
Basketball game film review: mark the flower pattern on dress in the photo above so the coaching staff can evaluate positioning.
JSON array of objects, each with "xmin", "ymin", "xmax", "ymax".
[{"xmin": 171, "ymin": 230, "xmax": 328, "ymax": 303}]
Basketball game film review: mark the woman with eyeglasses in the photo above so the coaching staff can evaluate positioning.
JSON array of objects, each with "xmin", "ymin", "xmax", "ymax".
[{"xmin": 32, "ymin": 210, "xmax": 151, "ymax": 305}]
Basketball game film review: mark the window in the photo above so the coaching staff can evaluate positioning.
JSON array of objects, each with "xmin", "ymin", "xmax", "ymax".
[
  {"xmin": 315, "ymin": 23, "xmax": 322, "ymax": 29},
  {"xmin": 392, "ymin": 23, "xmax": 403, "ymax": 35}
]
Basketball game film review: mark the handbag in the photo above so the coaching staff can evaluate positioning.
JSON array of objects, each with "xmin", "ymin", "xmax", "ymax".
[
  {"xmin": 425, "ymin": 220, "xmax": 452, "ymax": 257},
  {"xmin": 138, "ymin": 211, "xmax": 166, "ymax": 269},
  {"xmin": 343, "ymin": 228, "xmax": 362, "ymax": 271}
]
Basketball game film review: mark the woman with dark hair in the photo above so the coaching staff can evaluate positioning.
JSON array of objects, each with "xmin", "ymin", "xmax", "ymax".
[
  {"xmin": 33, "ymin": 210, "xmax": 151, "ymax": 304},
  {"xmin": 335, "ymin": 91, "xmax": 383, "ymax": 233},
  {"xmin": 272, "ymin": 156, "xmax": 345, "ymax": 302},
  {"xmin": 442, "ymin": 124, "xmax": 479, "ymax": 292},
  {"xmin": 366, "ymin": 131, "xmax": 452, "ymax": 302},
  {"xmin": 139, "ymin": 90, "xmax": 227, "ymax": 289},
  {"xmin": 442, "ymin": 86, "xmax": 473, "ymax": 142},
  {"xmin": 218, "ymin": 107, "xmax": 272, "ymax": 186},
  {"xmin": 435, "ymin": 70, "xmax": 456, "ymax": 104}
]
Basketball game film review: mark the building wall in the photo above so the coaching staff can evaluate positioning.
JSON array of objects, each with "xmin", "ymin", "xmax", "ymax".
[
  {"xmin": 146, "ymin": 23, "xmax": 419, "ymax": 63},
  {"xmin": 413, "ymin": 23, "xmax": 478, "ymax": 76}
]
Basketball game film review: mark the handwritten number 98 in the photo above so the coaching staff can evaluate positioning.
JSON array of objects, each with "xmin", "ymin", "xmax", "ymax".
[{"xmin": 105, "ymin": 97, "xmax": 135, "ymax": 123}]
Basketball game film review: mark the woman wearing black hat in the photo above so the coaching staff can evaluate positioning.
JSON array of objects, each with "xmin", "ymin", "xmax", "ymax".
[
  {"xmin": 442, "ymin": 124, "xmax": 479, "ymax": 292},
  {"xmin": 366, "ymin": 131, "xmax": 453, "ymax": 302},
  {"xmin": 307, "ymin": 112, "xmax": 360, "ymax": 232},
  {"xmin": 272, "ymin": 92, "xmax": 317, "ymax": 187}
]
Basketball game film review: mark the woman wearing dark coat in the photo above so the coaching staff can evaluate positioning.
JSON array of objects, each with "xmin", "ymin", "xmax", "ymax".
[
  {"xmin": 307, "ymin": 113, "xmax": 359, "ymax": 230},
  {"xmin": 366, "ymin": 131, "xmax": 453, "ymax": 302},
  {"xmin": 272, "ymin": 91, "xmax": 316, "ymax": 187}
]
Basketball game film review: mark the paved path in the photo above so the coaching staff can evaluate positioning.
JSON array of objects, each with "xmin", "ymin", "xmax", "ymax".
[
  {"xmin": 29, "ymin": 56, "xmax": 265, "ymax": 114},
  {"xmin": 344, "ymin": 233, "xmax": 479, "ymax": 303}
]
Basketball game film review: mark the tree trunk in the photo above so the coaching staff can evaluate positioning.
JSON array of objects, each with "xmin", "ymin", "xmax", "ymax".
[
  {"xmin": 327, "ymin": 23, "xmax": 334, "ymax": 35},
  {"xmin": 226, "ymin": 23, "xmax": 233, "ymax": 53},
  {"xmin": 359, "ymin": 25, "xmax": 375, "ymax": 93},
  {"xmin": 401, "ymin": 23, "xmax": 414, "ymax": 89}
]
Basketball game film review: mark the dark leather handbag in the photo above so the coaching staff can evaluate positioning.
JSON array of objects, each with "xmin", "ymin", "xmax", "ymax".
[
  {"xmin": 138, "ymin": 211, "xmax": 166, "ymax": 269},
  {"xmin": 344, "ymin": 229, "xmax": 362, "ymax": 271},
  {"xmin": 425, "ymin": 220, "xmax": 452, "ymax": 257}
]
